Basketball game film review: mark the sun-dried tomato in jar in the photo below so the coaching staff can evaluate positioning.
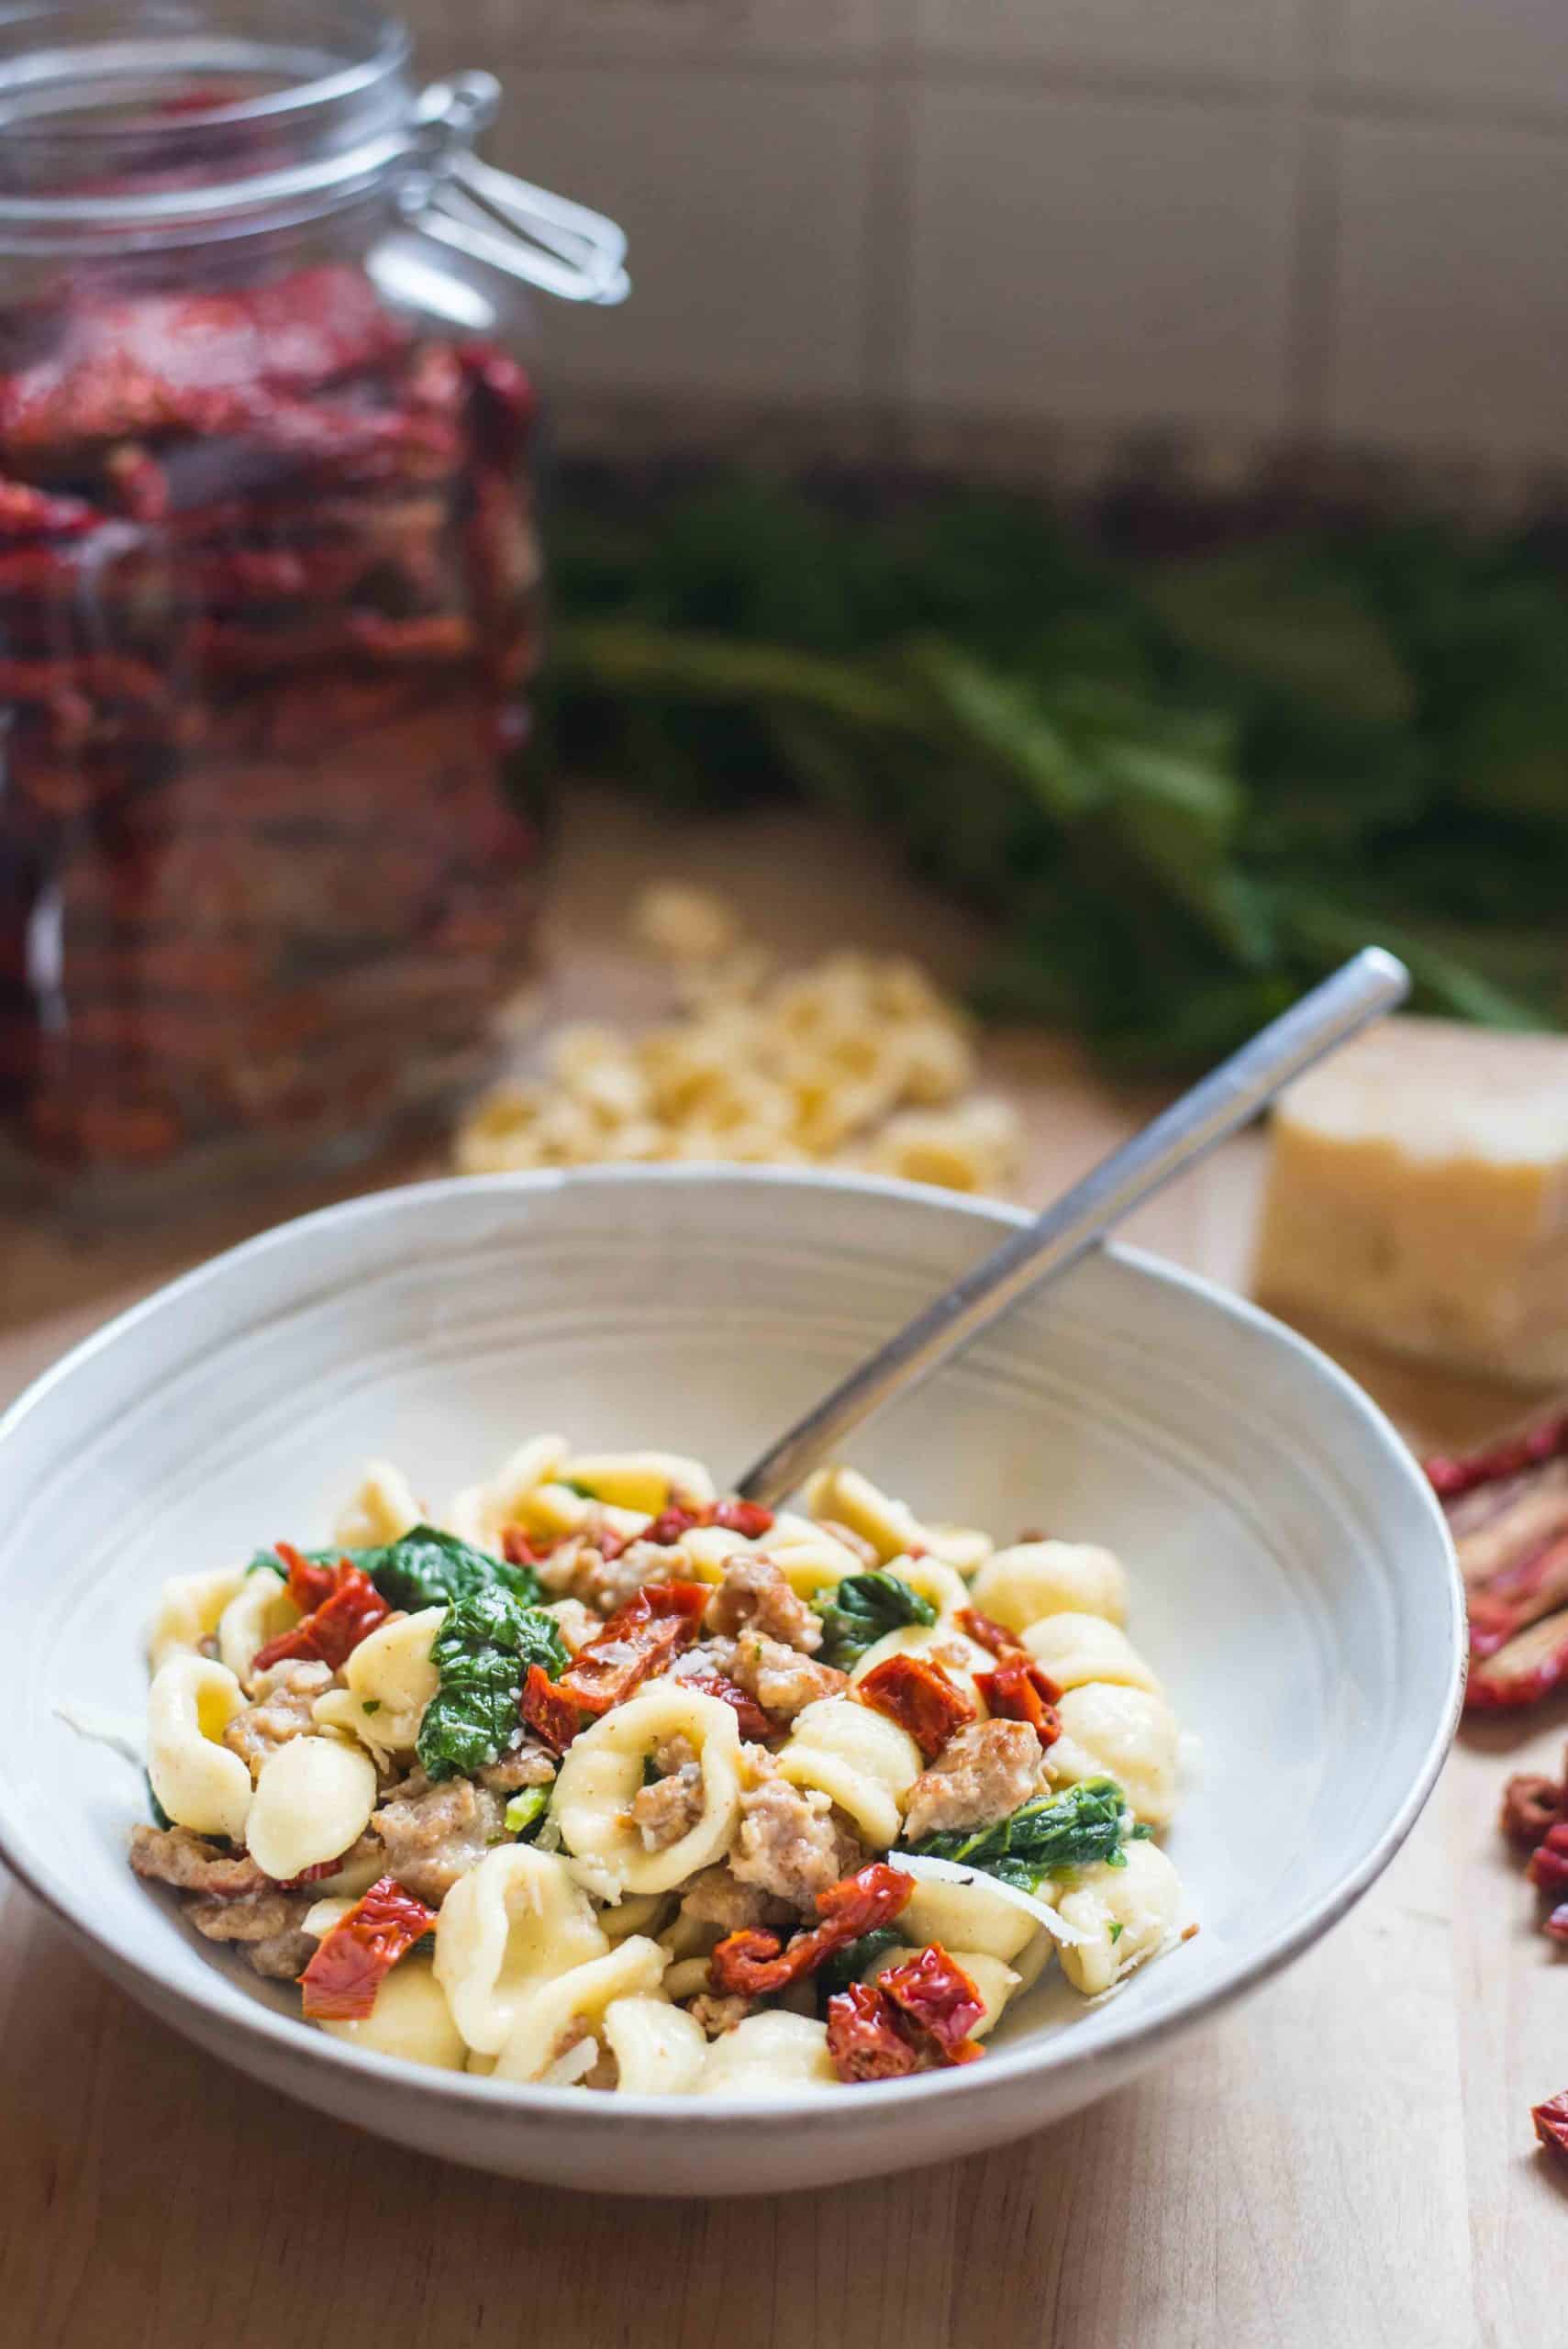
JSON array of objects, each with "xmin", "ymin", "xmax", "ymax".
[{"xmin": 0, "ymin": 6, "xmax": 626, "ymax": 1204}]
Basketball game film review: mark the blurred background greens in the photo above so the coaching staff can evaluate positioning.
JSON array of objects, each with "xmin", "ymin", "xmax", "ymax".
[{"xmin": 546, "ymin": 470, "xmax": 1567, "ymax": 1071}]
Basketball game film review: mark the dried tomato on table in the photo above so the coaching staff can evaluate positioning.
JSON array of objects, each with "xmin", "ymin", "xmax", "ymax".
[
  {"xmin": 251, "ymin": 1559, "xmax": 389, "ymax": 1674},
  {"xmin": 1425, "ymin": 1402, "xmax": 1568, "ymax": 1710},
  {"xmin": 824, "ymin": 1943, "xmax": 986, "ymax": 2082},
  {"xmin": 709, "ymin": 1862, "xmax": 915, "ymax": 1996},
  {"xmin": 297, "ymin": 1876, "xmax": 436, "ymax": 2022},
  {"xmin": 553, "ymin": 1580, "xmax": 709, "ymax": 1716},
  {"xmin": 1531, "ymin": 2092, "xmax": 1568, "ymax": 2169},
  {"xmin": 856, "ymin": 1652, "xmax": 975, "ymax": 1761}
]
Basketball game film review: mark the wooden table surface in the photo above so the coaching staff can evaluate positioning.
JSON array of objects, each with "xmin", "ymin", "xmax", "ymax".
[{"xmin": 1, "ymin": 789, "xmax": 1562, "ymax": 2348}]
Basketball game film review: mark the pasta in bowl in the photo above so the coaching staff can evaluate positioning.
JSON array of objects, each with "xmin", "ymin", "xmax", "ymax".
[{"xmin": 129, "ymin": 1443, "xmax": 1194, "ymax": 2094}]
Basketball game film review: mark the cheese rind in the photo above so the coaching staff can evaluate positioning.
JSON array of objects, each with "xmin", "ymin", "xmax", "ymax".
[{"xmin": 1251, "ymin": 1016, "xmax": 1568, "ymax": 1384}]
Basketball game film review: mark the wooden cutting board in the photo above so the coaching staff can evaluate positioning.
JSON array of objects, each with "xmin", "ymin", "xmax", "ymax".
[{"xmin": 0, "ymin": 786, "xmax": 1560, "ymax": 2349}]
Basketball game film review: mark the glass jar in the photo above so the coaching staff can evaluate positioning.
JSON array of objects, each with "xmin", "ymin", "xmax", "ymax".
[{"xmin": 0, "ymin": 2, "xmax": 626, "ymax": 1208}]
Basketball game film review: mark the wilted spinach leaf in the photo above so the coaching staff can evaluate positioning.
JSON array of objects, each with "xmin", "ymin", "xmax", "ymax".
[
  {"xmin": 906, "ymin": 1776, "xmax": 1140, "ymax": 1891},
  {"xmin": 416, "ymin": 1589, "xmax": 562, "ymax": 1781},
  {"xmin": 813, "ymin": 1571, "xmax": 937, "ymax": 1670}
]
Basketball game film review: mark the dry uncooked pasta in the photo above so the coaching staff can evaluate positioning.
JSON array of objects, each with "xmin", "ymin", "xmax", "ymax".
[
  {"xmin": 453, "ymin": 883, "xmax": 1022, "ymax": 1196},
  {"xmin": 126, "ymin": 1441, "xmax": 1192, "ymax": 2096}
]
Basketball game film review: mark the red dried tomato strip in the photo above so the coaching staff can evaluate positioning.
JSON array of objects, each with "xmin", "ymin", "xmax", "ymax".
[
  {"xmin": 501, "ymin": 1526, "xmax": 549, "ymax": 1568},
  {"xmin": 976, "ymin": 1653, "xmax": 1062, "ymax": 1750},
  {"xmin": 825, "ymin": 1981, "xmax": 922, "ymax": 2082},
  {"xmin": 1531, "ymin": 2090, "xmax": 1568, "ymax": 2166},
  {"xmin": 252, "ymin": 1561, "xmax": 389, "ymax": 1674},
  {"xmin": 297, "ymin": 1875, "xmax": 436, "ymax": 2022},
  {"xmin": 1500, "ymin": 1770, "xmax": 1563, "ymax": 1846},
  {"xmin": 877, "ymin": 1943, "xmax": 985, "ymax": 2065},
  {"xmin": 1528, "ymin": 1823, "xmax": 1568, "ymax": 1898},
  {"xmin": 712, "ymin": 1500, "xmax": 774, "ymax": 1539},
  {"xmin": 1427, "ymin": 1410, "xmax": 1568, "ymax": 1501},
  {"xmin": 0, "ymin": 477, "xmax": 95, "ymax": 540},
  {"xmin": 1466, "ymin": 1607, "xmax": 1568, "ymax": 1711},
  {"xmin": 272, "ymin": 1539, "xmax": 338, "ymax": 1614},
  {"xmin": 520, "ymin": 1663, "xmax": 583, "ymax": 1755},
  {"xmin": 856, "ymin": 1652, "xmax": 975, "ymax": 1763},
  {"xmin": 554, "ymin": 1580, "xmax": 709, "ymax": 1716},
  {"xmin": 710, "ymin": 1862, "xmax": 915, "ymax": 1996},
  {"xmin": 955, "ymin": 1607, "xmax": 1018, "ymax": 1660},
  {"xmin": 641, "ymin": 1503, "xmax": 707, "ymax": 1546},
  {"xmin": 675, "ymin": 1665, "xmax": 775, "ymax": 1742}
]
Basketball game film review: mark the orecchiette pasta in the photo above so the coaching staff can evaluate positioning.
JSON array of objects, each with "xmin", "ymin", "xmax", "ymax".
[
  {"xmin": 551, "ymin": 1682, "xmax": 743, "ymax": 1896},
  {"xmin": 245, "ymin": 1733, "xmax": 378, "ymax": 1883},
  {"xmin": 1056, "ymin": 1840, "xmax": 1183, "ymax": 1997},
  {"xmin": 492, "ymin": 1937, "xmax": 666, "ymax": 2084},
  {"xmin": 1049, "ymin": 1684, "xmax": 1180, "ymax": 1827},
  {"xmin": 433, "ymin": 1845, "xmax": 609, "ymax": 2055},
  {"xmin": 969, "ymin": 1539, "xmax": 1129, "ymax": 1631},
  {"xmin": 318, "ymin": 1962, "xmax": 468, "ymax": 2070},
  {"xmin": 601, "ymin": 1995, "xmax": 708, "ymax": 2095},
  {"xmin": 128, "ymin": 1435, "xmax": 1193, "ymax": 2097},
  {"xmin": 697, "ymin": 2011, "xmax": 839, "ymax": 2096},
  {"xmin": 146, "ymin": 1654, "xmax": 253, "ymax": 1840},
  {"xmin": 777, "ymin": 1696, "xmax": 922, "ymax": 1849}
]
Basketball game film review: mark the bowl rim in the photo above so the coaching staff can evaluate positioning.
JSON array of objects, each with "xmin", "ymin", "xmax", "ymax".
[{"xmin": 0, "ymin": 1163, "xmax": 1466, "ymax": 2130}]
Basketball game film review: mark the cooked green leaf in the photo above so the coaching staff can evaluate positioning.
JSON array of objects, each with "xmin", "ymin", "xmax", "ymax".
[
  {"xmin": 416, "ymin": 1590, "xmax": 560, "ymax": 1781},
  {"xmin": 816, "ymin": 1928, "xmax": 904, "ymax": 2013},
  {"xmin": 366, "ymin": 1525, "xmax": 541, "ymax": 1613},
  {"xmin": 905, "ymin": 1776, "xmax": 1135, "ymax": 1890},
  {"xmin": 813, "ymin": 1572, "xmax": 938, "ymax": 1670}
]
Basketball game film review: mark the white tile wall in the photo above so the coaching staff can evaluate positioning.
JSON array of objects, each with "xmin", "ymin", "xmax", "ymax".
[
  {"xmin": 905, "ymin": 87, "xmax": 1301, "ymax": 429},
  {"xmin": 1329, "ymin": 118, "xmax": 1568, "ymax": 458},
  {"xmin": 912, "ymin": 0, "xmax": 1305, "ymax": 89},
  {"xmin": 489, "ymin": 67, "xmax": 878, "ymax": 402},
  {"xmin": 1336, "ymin": 0, "xmax": 1568, "ymax": 117}
]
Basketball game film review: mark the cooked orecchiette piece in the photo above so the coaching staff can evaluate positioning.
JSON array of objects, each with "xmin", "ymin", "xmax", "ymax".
[
  {"xmin": 551, "ymin": 1681, "xmax": 743, "ymax": 1897},
  {"xmin": 895, "ymin": 1870, "xmax": 1041, "ymax": 1965},
  {"xmin": 146, "ymin": 1654, "xmax": 253, "ymax": 1840},
  {"xmin": 1021, "ymin": 1611, "xmax": 1162, "ymax": 1695},
  {"xmin": 921, "ymin": 1523, "xmax": 994, "ymax": 1575},
  {"xmin": 675, "ymin": 1524, "xmax": 758, "ymax": 1583},
  {"xmin": 599, "ymin": 1891, "xmax": 673, "ymax": 1944},
  {"xmin": 758, "ymin": 1514, "xmax": 869, "ymax": 1599},
  {"xmin": 312, "ymin": 1605, "xmax": 443, "ymax": 1762},
  {"xmin": 443, "ymin": 1431, "xmax": 571, "ymax": 1551},
  {"xmin": 333, "ymin": 1459, "xmax": 421, "ymax": 1550},
  {"xmin": 970, "ymin": 1539, "xmax": 1129, "ymax": 1631},
  {"xmin": 1056, "ymin": 1839, "xmax": 1184, "ymax": 1997},
  {"xmin": 862, "ymin": 1944, "xmax": 1019, "ymax": 2040},
  {"xmin": 492, "ymin": 1936, "xmax": 666, "ymax": 2084},
  {"xmin": 147, "ymin": 1567, "xmax": 248, "ymax": 1675},
  {"xmin": 318, "ymin": 1962, "xmax": 468, "ymax": 2070},
  {"xmin": 776, "ymin": 1696, "xmax": 921, "ymax": 1849},
  {"xmin": 698, "ymin": 2010, "xmax": 839, "ymax": 2096},
  {"xmin": 849, "ymin": 1621, "xmax": 995, "ymax": 1711},
  {"xmin": 216, "ymin": 1569, "xmax": 298, "ymax": 1689},
  {"xmin": 802, "ymin": 1465, "xmax": 927, "ymax": 1563},
  {"xmin": 601, "ymin": 1995, "xmax": 708, "ymax": 2095},
  {"xmin": 244, "ymin": 1734, "xmax": 378, "ymax": 1883},
  {"xmin": 880, "ymin": 1553, "xmax": 972, "ymax": 1620},
  {"xmin": 564, "ymin": 1451, "xmax": 716, "ymax": 1515},
  {"xmin": 1049, "ymin": 1684, "xmax": 1180, "ymax": 1826},
  {"xmin": 433, "ymin": 1844, "xmax": 609, "ymax": 2055},
  {"xmin": 660, "ymin": 1955, "xmax": 715, "ymax": 2002}
]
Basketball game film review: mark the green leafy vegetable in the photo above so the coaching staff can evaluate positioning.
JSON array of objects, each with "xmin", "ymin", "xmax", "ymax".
[
  {"xmin": 244, "ymin": 1547, "xmax": 295, "ymax": 1578},
  {"xmin": 416, "ymin": 1590, "xmax": 562, "ymax": 1782},
  {"xmin": 365, "ymin": 1525, "xmax": 541, "ymax": 1613},
  {"xmin": 812, "ymin": 1572, "xmax": 938, "ymax": 1670},
  {"xmin": 361, "ymin": 1699, "xmax": 381, "ymax": 1716},
  {"xmin": 1109, "ymin": 1920, "xmax": 1125, "ymax": 1943},
  {"xmin": 505, "ymin": 1787, "xmax": 550, "ymax": 1841},
  {"xmin": 815, "ymin": 1928, "xmax": 904, "ymax": 2013},
  {"xmin": 905, "ymin": 1776, "xmax": 1135, "ymax": 1891}
]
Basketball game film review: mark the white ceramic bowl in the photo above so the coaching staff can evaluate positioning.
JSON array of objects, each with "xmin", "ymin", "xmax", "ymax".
[{"xmin": 0, "ymin": 1169, "xmax": 1462, "ymax": 2196}]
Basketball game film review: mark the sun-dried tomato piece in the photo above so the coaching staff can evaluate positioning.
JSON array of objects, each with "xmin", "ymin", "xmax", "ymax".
[
  {"xmin": 710, "ymin": 1862, "xmax": 916, "ymax": 1996},
  {"xmin": 520, "ymin": 1663, "xmax": 582, "ymax": 1754},
  {"xmin": 856, "ymin": 1653, "xmax": 975, "ymax": 1763},
  {"xmin": 825, "ymin": 1981, "xmax": 922, "ymax": 2083},
  {"xmin": 297, "ymin": 1875, "xmax": 435, "ymax": 2022},
  {"xmin": 501, "ymin": 1525, "xmax": 546, "ymax": 1568},
  {"xmin": 1428, "ymin": 1411, "xmax": 1568, "ymax": 1501},
  {"xmin": 955, "ymin": 1607, "xmax": 1018, "ymax": 1660},
  {"xmin": 675, "ymin": 1665, "xmax": 776, "ymax": 1742},
  {"xmin": 878, "ymin": 1943, "xmax": 986, "ymax": 2065},
  {"xmin": 0, "ymin": 476, "xmax": 95, "ymax": 540},
  {"xmin": 1501, "ymin": 1770, "xmax": 1564, "ymax": 1847},
  {"xmin": 1531, "ymin": 2090, "xmax": 1568, "ymax": 2165},
  {"xmin": 1528, "ymin": 1822, "xmax": 1568, "ymax": 1898},
  {"xmin": 252, "ymin": 1561, "xmax": 389, "ymax": 1674},
  {"xmin": 1545, "ymin": 1905, "xmax": 1568, "ymax": 1943},
  {"xmin": 272, "ymin": 1539, "xmax": 338, "ymax": 1615},
  {"xmin": 641, "ymin": 1502, "xmax": 707, "ymax": 1546},
  {"xmin": 555, "ymin": 1581, "xmax": 708, "ymax": 1716},
  {"xmin": 976, "ymin": 1653, "xmax": 1062, "ymax": 1749},
  {"xmin": 712, "ymin": 1499, "xmax": 774, "ymax": 1540},
  {"xmin": 1467, "ymin": 1608, "xmax": 1568, "ymax": 1711}
]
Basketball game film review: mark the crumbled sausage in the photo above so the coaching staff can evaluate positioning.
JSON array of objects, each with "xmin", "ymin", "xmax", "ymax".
[
  {"xmin": 688, "ymin": 1991, "xmax": 758, "ymax": 2037},
  {"xmin": 706, "ymin": 1557, "xmax": 822, "ymax": 1653},
  {"xmin": 372, "ymin": 1775, "xmax": 504, "ymax": 1903},
  {"xmin": 187, "ymin": 1882, "xmax": 310, "ymax": 1959},
  {"xmin": 246, "ymin": 1920, "xmax": 319, "ymax": 1979},
  {"xmin": 129, "ymin": 1823, "xmax": 266, "ymax": 1899},
  {"xmin": 676, "ymin": 1863, "xmax": 795, "ymax": 1932},
  {"xmin": 730, "ymin": 1750, "xmax": 863, "ymax": 1909},
  {"xmin": 475, "ymin": 1744, "xmax": 557, "ymax": 1796},
  {"xmin": 628, "ymin": 1733, "xmax": 704, "ymax": 1853},
  {"xmin": 902, "ymin": 1719, "xmax": 1044, "ymax": 1842},
  {"xmin": 572, "ymin": 1540, "xmax": 673, "ymax": 1618},
  {"xmin": 223, "ymin": 1661, "xmax": 333, "ymax": 1780},
  {"xmin": 728, "ymin": 1629, "xmax": 847, "ymax": 1721},
  {"xmin": 540, "ymin": 1597, "xmax": 600, "ymax": 1655}
]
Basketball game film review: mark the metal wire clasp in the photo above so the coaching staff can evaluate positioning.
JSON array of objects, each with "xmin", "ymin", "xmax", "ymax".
[{"xmin": 400, "ymin": 72, "xmax": 629, "ymax": 306}]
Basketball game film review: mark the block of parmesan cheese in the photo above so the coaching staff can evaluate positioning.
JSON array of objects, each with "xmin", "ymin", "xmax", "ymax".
[{"xmin": 1251, "ymin": 1015, "xmax": 1568, "ymax": 1383}]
